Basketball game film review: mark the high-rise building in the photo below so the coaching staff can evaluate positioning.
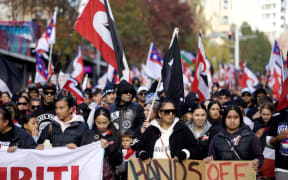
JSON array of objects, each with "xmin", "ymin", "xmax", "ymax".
[
  {"xmin": 184, "ymin": 0, "xmax": 288, "ymax": 43},
  {"xmin": 256, "ymin": 0, "xmax": 288, "ymax": 42}
]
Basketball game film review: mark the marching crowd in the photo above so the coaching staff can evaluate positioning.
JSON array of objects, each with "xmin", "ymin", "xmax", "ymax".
[{"xmin": 0, "ymin": 79, "xmax": 287, "ymax": 180}]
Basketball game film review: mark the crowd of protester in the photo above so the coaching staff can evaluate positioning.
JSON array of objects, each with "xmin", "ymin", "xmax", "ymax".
[{"xmin": 0, "ymin": 79, "xmax": 287, "ymax": 180}]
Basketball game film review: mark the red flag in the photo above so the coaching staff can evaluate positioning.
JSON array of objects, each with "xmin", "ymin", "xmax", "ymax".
[
  {"xmin": 75, "ymin": 0, "xmax": 130, "ymax": 81},
  {"xmin": 75, "ymin": 0, "xmax": 117, "ymax": 70},
  {"xmin": 267, "ymin": 40, "xmax": 282, "ymax": 100},
  {"xmin": 191, "ymin": 32, "xmax": 209, "ymax": 102},
  {"xmin": 71, "ymin": 48, "xmax": 85, "ymax": 83},
  {"xmin": 276, "ymin": 53, "xmax": 288, "ymax": 111},
  {"xmin": 238, "ymin": 61, "xmax": 259, "ymax": 92}
]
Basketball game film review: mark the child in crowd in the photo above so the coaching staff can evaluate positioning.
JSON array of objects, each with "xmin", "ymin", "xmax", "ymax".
[
  {"xmin": 23, "ymin": 114, "xmax": 39, "ymax": 143},
  {"xmin": 116, "ymin": 132, "xmax": 136, "ymax": 180}
]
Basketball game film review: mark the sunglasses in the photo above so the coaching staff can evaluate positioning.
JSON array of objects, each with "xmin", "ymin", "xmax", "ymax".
[
  {"xmin": 43, "ymin": 91, "xmax": 56, "ymax": 95},
  {"xmin": 17, "ymin": 102, "xmax": 27, "ymax": 106},
  {"xmin": 31, "ymin": 105, "xmax": 40, "ymax": 110},
  {"xmin": 242, "ymin": 93, "xmax": 251, "ymax": 97},
  {"xmin": 160, "ymin": 109, "xmax": 176, "ymax": 115},
  {"xmin": 123, "ymin": 91, "xmax": 133, "ymax": 95},
  {"xmin": 139, "ymin": 92, "xmax": 147, "ymax": 96}
]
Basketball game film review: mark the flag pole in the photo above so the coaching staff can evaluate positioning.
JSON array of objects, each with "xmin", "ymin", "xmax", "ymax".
[
  {"xmin": 146, "ymin": 77, "xmax": 162, "ymax": 121},
  {"xmin": 146, "ymin": 27, "xmax": 179, "ymax": 121},
  {"xmin": 48, "ymin": 7, "xmax": 58, "ymax": 80},
  {"xmin": 280, "ymin": 49, "xmax": 285, "ymax": 83}
]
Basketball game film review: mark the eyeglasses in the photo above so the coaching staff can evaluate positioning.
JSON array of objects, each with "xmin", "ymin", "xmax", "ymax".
[
  {"xmin": 17, "ymin": 102, "xmax": 27, "ymax": 106},
  {"xmin": 31, "ymin": 105, "xmax": 40, "ymax": 110},
  {"xmin": 43, "ymin": 91, "xmax": 56, "ymax": 95},
  {"xmin": 160, "ymin": 109, "xmax": 176, "ymax": 116}
]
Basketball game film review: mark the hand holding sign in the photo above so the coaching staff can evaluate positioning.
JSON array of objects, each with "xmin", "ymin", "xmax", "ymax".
[{"xmin": 251, "ymin": 159, "xmax": 259, "ymax": 171}]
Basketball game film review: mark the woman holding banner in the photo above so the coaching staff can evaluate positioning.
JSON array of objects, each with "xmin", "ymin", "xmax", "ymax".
[
  {"xmin": 36, "ymin": 96, "xmax": 88, "ymax": 149},
  {"xmin": 204, "ymin": 105, "xmax": 263, "ymax": 171},
  {"xmin": 132, "ymin": 97, "xmax": 199, "ymax": 163},
  {"xmin": 81, "ymin": 107, "xmax": 122, "ymax": 180}
]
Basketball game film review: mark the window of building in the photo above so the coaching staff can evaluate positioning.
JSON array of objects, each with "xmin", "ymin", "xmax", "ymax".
[
  {"xmin": 223, "ymin": 16, "xmax": 229, "ymax": 24},
  {"xmin": 223, "ymin": 0, "xmax": 229, "ymax": 9}
]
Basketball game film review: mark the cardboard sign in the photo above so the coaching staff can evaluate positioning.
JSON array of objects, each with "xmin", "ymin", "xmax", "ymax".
[{"xmin": 128, "ymin": 159, "xmax": 256, "ymax": 180}]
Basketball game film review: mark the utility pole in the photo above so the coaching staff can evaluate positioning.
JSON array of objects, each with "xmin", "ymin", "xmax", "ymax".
[{"xmin": 234, "ymin": 25, "xmax": 240, "ymax": 70}]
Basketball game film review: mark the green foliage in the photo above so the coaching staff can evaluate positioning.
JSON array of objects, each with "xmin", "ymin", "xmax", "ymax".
[
  {"xmin": 111, "ymin": 0, "xmax": 200, "ymax": 66},
  {"xmin": 204, "ymin": 39, "xmax": 230, "ymax": 70},
  {"xmin": 239, "ymin": 23, "xmax": 271, "ymax": 74}
]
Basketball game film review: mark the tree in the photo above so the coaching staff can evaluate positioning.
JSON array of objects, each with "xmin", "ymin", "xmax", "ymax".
[
  {"xmin": 111, "ymin": 0, "xmax": 198, "ymax": 66},
  {"xmin": 239, "ymin": 22, "xmax": 272, "ymax": 74}
]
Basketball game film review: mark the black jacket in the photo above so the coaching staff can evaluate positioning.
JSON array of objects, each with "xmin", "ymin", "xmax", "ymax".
[
  {"xmin": 109, "ymin": 80, "xmax": 145, "ymax": 137},
  {"xmin": 209, "ymin": 127, "xmax": 264, "ymax": 166},
  {"xmin": 253, "ymin": 117, "xmax": 270, "ymax": 132},
  {"xmin": 186, "ymin": 121, "xmax": 216, "ymax": 160},
  {"xmin": 109, "ymin": 102, "xmax": 145, "ymax": 137},
  {"xmin": 7, "ymin": 125, "xmax": 36, "ymax": 149},
  {"xmin": 132, "ymin": 120, "xmax": 199, "ymax": 160},
  {"xmin": 81, "ymin": 125, "xmax": 123, "ymax": 169},
  {"xmin": 37, "ymin": 119, "xmax": 88, "ymax": 147}
]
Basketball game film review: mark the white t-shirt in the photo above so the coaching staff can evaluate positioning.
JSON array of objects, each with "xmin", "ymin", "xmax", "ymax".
[
  {"xmin": 153, "ymin": 129, "xmax": 172, "ymax": 159},
  {"xmin": 151, "ymin": 119, "xmax": 179, "ymax": 159}
]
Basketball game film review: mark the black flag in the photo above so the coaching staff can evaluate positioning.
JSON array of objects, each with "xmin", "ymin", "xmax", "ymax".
[
  {"xmin": 161, "ymin": 29, "xmax": 184, "ymax": 115},
  {"xmin": 104, "ymin": 0, "xmax": 130, "ymax": 81}
]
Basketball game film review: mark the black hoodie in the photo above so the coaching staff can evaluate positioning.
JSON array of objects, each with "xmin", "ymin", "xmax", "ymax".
[{"xmin": 109, "ymin": 80, "xmax": 145, "ymax": 137}]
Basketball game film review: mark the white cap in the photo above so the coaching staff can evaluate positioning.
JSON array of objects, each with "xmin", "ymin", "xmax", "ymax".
[{"xmin": 137, "ymin": 86, "xmax": 148, "ymax": 94}]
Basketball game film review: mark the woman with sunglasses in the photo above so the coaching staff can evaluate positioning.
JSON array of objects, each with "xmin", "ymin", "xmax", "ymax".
[
  {"xmin": 186, "ymin": 103, "xmax": 214, "ymax": 160},
  {"xmin": 132, "ymin": 97, "xmax": 198, "ymax": 163},
  {"xmin": 16, "ymin": 96, "xmax": 30, "ymax": 125},
  {"xmin": 36, "ymin": 96, "xmax": 88, "ymax": 149},
  {"xmin": 204, "ymin": 105, "xmax": 263, "ymax": 171}
]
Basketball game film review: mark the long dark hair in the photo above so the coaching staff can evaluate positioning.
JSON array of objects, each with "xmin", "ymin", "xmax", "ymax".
[
  {"xmin": 56, "ymin": 96, "xmax": 75, "ymax": 108},
  {"xmin": 222, "ymin": 105, "xmax": 243, "ymax": 129},
  {"xmin": 190, "ymin": 103, "xmax": 206, "ymax": 114},
  {"xmin": 207, "ymin": 101, "xmax": 221, "ymax": 119},
  {"xmin": 0, "ymin": 108, "xmax": 13, "ymax": 127},
  {"xmin": 93, "ymin": 107, "xmax": 118, "ymax": 136}
]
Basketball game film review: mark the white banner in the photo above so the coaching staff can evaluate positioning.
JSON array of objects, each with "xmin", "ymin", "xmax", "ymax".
[{"xmin": 0, "ymin": 142, "xmax": 104, "ymax": 180}]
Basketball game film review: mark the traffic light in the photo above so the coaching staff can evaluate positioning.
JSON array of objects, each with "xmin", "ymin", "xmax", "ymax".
[{"xmin": 228, "ymin": 30, "xmax": 233, "ymax": 41}]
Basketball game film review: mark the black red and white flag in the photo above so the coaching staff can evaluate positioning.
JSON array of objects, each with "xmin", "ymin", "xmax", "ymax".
[
  {"xmin": 63, "ymin": 77, "xmax": 86, "ymax": 104},
  {"xmin": 65, "ymin": 47, "xmax": 85, "ymax": 83},
  {"xmin": 191, "ymin": 31, "xmax": 209, "ymax": 102},
  {"xmin": 75, "ymin": 0, "xmax": 130, "ymax": 81}
]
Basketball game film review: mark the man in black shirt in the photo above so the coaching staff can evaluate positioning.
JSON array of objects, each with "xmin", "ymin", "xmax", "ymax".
[
  {"xmin": 32, "ymin": 83, "xmax": 57, "ymax": 134},
  {"xmin": 0, "ymin": 108, "xmax": 36, "ymax": 151}
]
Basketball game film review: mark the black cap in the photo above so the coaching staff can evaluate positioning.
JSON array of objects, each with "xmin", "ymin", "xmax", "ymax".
[
  {"xmin": 43, "ymin": 83, "xmax": 56, "ymax": 92},
  {"xmin": 92, "ymin": 88, "xmax": 102, "ymax": 95},
  {"xmin": 185, "ymin": 92, "xmax": 199, "ymax": 102}
]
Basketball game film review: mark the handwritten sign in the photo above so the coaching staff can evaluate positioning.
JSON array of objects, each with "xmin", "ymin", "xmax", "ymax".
[{"xmin": 128, "ymin": 159, "xmax": 256, "ymax": 180}]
